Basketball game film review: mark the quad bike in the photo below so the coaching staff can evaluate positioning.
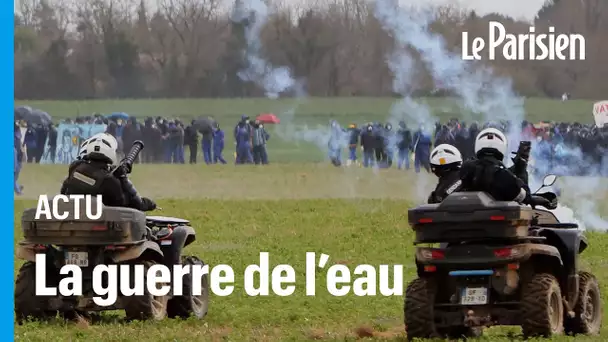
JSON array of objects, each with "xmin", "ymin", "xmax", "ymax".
[
  {"xmin": 405, "ymin": 174, "xmax": 602, "ymax": 340},
  {"xmin": 14, "ymin": 141, "xmax": 209, "ymax": 323}
]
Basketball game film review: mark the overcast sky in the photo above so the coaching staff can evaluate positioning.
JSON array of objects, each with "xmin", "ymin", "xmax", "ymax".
[{"xmin": 14, "ymin": 0, "xmax": 549, "ymax": 22}]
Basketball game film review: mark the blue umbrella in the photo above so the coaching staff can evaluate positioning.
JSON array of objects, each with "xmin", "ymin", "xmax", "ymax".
[{"xmin": 107, "ymin": 112, "xmax": 129, "ymax": 120}]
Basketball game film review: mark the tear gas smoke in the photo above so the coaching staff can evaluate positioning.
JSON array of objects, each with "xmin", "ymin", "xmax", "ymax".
[
  {"xmin": 373, "ymin": 0, "xmax": 525, "ymax": 201},
  {"xmin": 529, "ymin": 141, "xmax": 608, "ymax": 230},
  {"xmin": 373, "ymin": 0, "xmax": 525, "ymax": 152},
  {"xmin": 552, "ymin": 204, "xmax": 585, "ymax": 230},
  {"xmin": 379, "ymin": 1, "xmax": 524, "ymax": 123},
  {"xmin": 385, "ymin": 50, "xmax": 437, "ymax": 131},
  {"xmin": 385, "ymin": 98, "xmax": 436, "ymax": 202},
  {"xmin": 558, "ymin": 177, "xmax": 608, "ymax": 231},
  {"xmin": 232, "ymin": 0, "xmax": 301, "ymax": 100},
  {"xmin": 232, "ymin": 0, "xmax": 606, "ymax": 229},
  {"xmin": 232, "ymin": 0, "xmax": 342, "ymax": 157},
  {"xmin": 528, "ymin": 177, "xmax": 586, "ymax": 230},
  {"xmin": 376, "ymin": 4, "xmax": 437, "ymax": 139},
  {"xmin": 372, "ymin": 3, "xmax": 440, "ymax": 203},
  {"xmin": 373, "ymin": 0, "xmax": 607, "ymax": 231}
]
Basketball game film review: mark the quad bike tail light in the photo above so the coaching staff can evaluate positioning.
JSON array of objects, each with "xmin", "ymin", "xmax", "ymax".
[
  {"xmin": 423, "ymin": 265, "xmax": 437, "ymax": 272},
  {"xmin": 490, "ymin": 215, "xmax": 505, "ymax": 221},
  {"xmin": 33, "ymin": 244, "xmax": 46, "ymax": 251},
  {"xmin": 418, "ymin": 218, "xmax": 433, "ymax": 223},
  {"xmin": 418, "ymin": 248, "xmax": 445, "ymax": 260},
  {"xmin": 494, "ymin": 248, "xmax": 511, "ymax": 258},
  {"xmin": 431, "ymin": 250, "xmax": 445, "ymax": 259},
  {"xmin": 493, "ymin": 246, "xmax": 525, "ymax": 258}
]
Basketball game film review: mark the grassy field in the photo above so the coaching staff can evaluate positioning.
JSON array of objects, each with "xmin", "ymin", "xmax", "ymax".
[
  {"xmin": 14, "ymin": 98, "xmax": 599, "ymax": 124},
  {"xmin": 14, "ymin": 97, "xmax": 600, "ymax": 163},
  {"xmin": 12, "ymin": 164, "xmax": 608, "ymax": 341}
]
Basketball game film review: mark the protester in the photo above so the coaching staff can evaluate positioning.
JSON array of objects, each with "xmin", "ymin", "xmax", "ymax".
[
  {"xmin": 251, "ymin": 119, "xmax": 270, "ymax": 165},
  {"xmin": 213, "ymin": 123, "xmax": 227, "ymax": 164},
  {"xmin": 16, "ymin": 108, "xmax": 607, "ymax": 177},
  {"xmin": 14, "ymin": 123, "xmax": 24, "ymax": 195}
]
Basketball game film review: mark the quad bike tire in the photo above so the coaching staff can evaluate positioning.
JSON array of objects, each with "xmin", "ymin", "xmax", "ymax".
[
  {"xmin": 521, "ymin": 273, "xmax": 564, "ymax": 338},
  {"xmin": 405, "ymin": 277, "xmax": 436, "ymax": 340},
  {"xmin": 123, "ymin": 260, "xmax": 168, "ymax": 321},
  {"xmin": 565, "ymin": 272, "xmax": 602, "ymax": 335},
  {"xmin": 15, "ymin": 261, "xmax": 59, "ymax": 323},
  {"xmin": 404, "ymin": 278, "xmax": 481, "ymax": 340},
  {"xmin": 167, "ymin": 256, "xmax": 209, "ymax": 319}
]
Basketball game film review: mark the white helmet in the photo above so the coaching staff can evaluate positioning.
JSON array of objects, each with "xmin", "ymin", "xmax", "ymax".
[
  {"xmin": 474, "ymin": 128, "xmax": 507, "ymax": 159},
  {"xmin": 78, "ymin": 133, "xmax": 118, "ymax": 165},
  {"xmin": 430, "ymin": 144, "xmax": 462, "ymax": 173}
]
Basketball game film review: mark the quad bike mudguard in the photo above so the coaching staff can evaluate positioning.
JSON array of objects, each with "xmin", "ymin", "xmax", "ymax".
[
  {"xmin": 531, "ymin": 208, "xmax": 587, "ymax": 308},
  {"xmin": 537, "ymin": 228, "xmax": 586, "ymax": 271},
  {"xmin": 110, "ymin": 240, "xmax": 164, "ymax": 263},
  {"xmin": 537, "ymin": 227, "xmax": 586, "ymax": 308},
  {"xmin": 158, "ymin": 225, "xmax": 196, "ymax": 268},
  {"xmin": 16, "ymin": 244, "xmax": 44, "ymax": 263}
]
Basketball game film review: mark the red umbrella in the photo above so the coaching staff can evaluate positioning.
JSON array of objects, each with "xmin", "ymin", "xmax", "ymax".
[{"xmin": 256, "ymin": 113, "xmax": 280, "ymax": 124}]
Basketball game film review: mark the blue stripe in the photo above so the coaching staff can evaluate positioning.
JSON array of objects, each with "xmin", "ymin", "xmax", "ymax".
[
  {"xmin": 449, "ymin": 270, "xmax": 494, "ymax": 276},
  {"xmin": 3, "ymin": 0, "xmax": 15, "ymax": 335}
]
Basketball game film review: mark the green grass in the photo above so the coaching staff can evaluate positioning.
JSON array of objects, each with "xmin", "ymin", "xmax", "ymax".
[
  {"xmin": 12, "ymin": 164, "xmax": 608, "ymax": 341},
  {"xmin": 15, "ymin": 97, "xmax": 600, "ymax": 163},
  {"xmin": 16, "ymin": 97, "xmax": 598, "ymax": 124}
]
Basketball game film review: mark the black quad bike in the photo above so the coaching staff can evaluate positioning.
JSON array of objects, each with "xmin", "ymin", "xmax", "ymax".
[
  {"xmin": 405, "ymin": 174, "xmax": 602, "ymax": 340},
  {"xmin": 15, "ymin": 141, "xmax": 209, "ymax": 323}
]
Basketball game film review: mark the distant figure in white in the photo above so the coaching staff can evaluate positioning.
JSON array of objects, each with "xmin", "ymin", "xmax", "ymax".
[{"xmin": 561, "ymin": 93, "xmax": 570, "ymax": 101}]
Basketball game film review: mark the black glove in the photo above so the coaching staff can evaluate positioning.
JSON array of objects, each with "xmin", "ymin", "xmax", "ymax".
[
  {"xmin": 545, "ymin": 195, "xmax": 558, "ymax": 210},
  {"xmin": 511, "ymin": 155, "xmax": 527, "ymax": 168},
  {"xmin": 113, "ymin": 163, "xmax": 132, "ymax": 178},
  {"xmin": 516, "ymin": 141, "xmax": 531, "ymax": 162},
  {"xmin": 538, "ymin": 198, "xmax": 555, "ymax": 210},
  {"xmin": 142, "ymin": 197, "xmax": 157, "ymax": 211},
  {"xmin": 537, "ymin": 192, "xmax": 558, "ymax": 210}
]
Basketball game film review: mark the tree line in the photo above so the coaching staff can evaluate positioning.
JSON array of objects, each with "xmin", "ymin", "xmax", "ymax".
[{"xmin": 14, "ymin": 0, "xmax": 608, "ymax": 100}]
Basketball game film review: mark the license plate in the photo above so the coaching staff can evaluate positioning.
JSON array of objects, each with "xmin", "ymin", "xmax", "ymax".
[
  {"xmin": 64, "ymin": 251, "xmax": 89, "ymax": 267},
  {"xmin": 460, "ymin": 287, "xmax": 488, "ymax": 305}
]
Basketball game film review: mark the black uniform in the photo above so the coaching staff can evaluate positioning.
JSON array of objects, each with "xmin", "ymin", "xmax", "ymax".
[
  {"xmin": 184, "ymin": 123, "xmax": 199, "ymax": 164},
  {"xmin": 360, "ymin": 127, "xmax": 376, "ymax": 152},
  {"xmin": 459, "ymin": 156, "xmax": 530, "ymax": 203},
  {"xmin": 428, "ymin": 169, "xmax": 462, "ymax": 204},
  {"xmin": 397, "ymin": 126, "xmax": 412, "ymax": 151},
  {"xmin": 60, "ymin": 157, "xmax": 156, "ymax": 211}
]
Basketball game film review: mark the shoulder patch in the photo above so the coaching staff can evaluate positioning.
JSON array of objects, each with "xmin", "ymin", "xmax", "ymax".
[
  {"xmin": 73, "ymin": 172, "xmax": 97, "ymax": 186},
  {"xmin": 446, "ymin": 180, "xmax": 462, "ymax": 194}
]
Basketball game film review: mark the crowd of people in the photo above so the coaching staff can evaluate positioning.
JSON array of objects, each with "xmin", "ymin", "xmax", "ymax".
[
  {"xmin": 13, "ymin": 109, "xmax": 608, "ymax": 197},
  {"xmin": 330, "ymin": 119, "xmax": 608, "ymax": 177},
  {"xmin": 116, "ymin": 114, "xmax": 271, "ymax": 165},
  {"xmin": 14, "ymin": 113, "xmax": 274, "ymax": 167}
]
